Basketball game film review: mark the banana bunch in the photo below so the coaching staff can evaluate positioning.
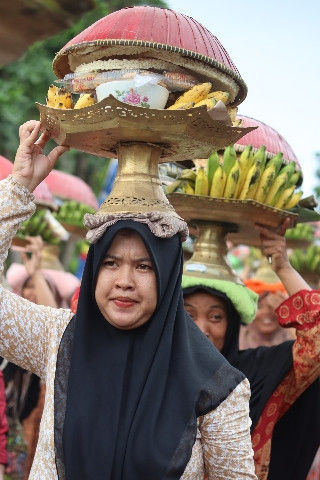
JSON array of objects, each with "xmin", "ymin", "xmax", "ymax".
[
  {"xmin": 166, "ymin": 144, "xmax": 303, "ymax": 211},
  {"xmin": 167, "ymin": 83, "xmax": 237, "ymax": 122},
  {"xmin": 46, "ymin": 85, "xmax": 95, "ymax": 110},
  {"xmin": 16, "ymin": 209, "xmax": 67, "ymax": 245},
  {"xmin": 285, "ymin": 223, "xmax": 314, "ymax": 242},
  {"xmin": 52, "ymin": 200, "xmax": 96, "ymax": 227},
  {"xmin": 289, "ymin": 245, "xmax": 320, "ymax": 274}
]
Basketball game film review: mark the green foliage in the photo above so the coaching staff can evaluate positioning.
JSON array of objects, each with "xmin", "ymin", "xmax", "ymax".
[
  {"xmin": 314, "ymin": 152, "xmax": 320, "ymax": 199},
  {"xmin": 0, "ymin": 0, "xmax": 166, "ymax": 194}
]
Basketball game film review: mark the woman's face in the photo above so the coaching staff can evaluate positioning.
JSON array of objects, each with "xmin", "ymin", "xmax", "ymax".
[
  {"xmin": 95, "ymin": 231, "xmax": 157, "ymax": 330},
  {"xmin": 184, "ymin": 291, "xmax": 228, "ymax": 351},
  {"xmin": 253, "ymin": 293, "xmax": 283, "ymax": 335},
  {"xmin": 22, "ymin": 278, "xmax": 38, "ymax": 304}
]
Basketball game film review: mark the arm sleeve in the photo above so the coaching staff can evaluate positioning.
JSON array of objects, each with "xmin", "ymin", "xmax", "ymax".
[
  {"xmin": 0, "ymin": 372, "xmax": 8, "ymax": 466},
  {"xmin": 0, "ymin": 176, "xmax": 72, "ymax": 378},
  {"xmin": 276, "ymin": 289, "xmax": 320, "ymax": 412},
  {"xmin": 200, "ymin": 378, "xmax": 257, "ymax": 479}
]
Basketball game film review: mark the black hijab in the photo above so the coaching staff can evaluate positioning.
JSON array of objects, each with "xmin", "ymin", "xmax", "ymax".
[
  {"xmin": 62, "ymin": 221, "xmax": 244, "ymax": 480},
  {"xmin": 182, "ymin": 284, "xmax": 320, "ymax": 478}
]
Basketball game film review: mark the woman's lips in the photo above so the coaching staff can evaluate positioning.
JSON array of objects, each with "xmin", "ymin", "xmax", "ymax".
[{"xmin": 113, "ymin": 297, "xmax": 137, "ymax": 308}]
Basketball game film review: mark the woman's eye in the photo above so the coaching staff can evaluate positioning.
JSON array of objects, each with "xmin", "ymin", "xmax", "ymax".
[
  {"xmin": 138, "ymin": 263, "xmax": 153, "ymax": 271},
  {"xmin": 209, "ymin": 315, "xmax": 222, "ymax": 321},
  {"xmin": 103, "ymin": 260, "xmax": 116, "ymax": 267}
]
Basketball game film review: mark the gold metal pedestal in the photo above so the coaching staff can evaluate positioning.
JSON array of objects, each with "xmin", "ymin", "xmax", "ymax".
[
  {"xmin": 99, "ymin": 142, "xmax": 177, "ymax": 216},
  {"xmin": 184, "ymin": 221, "xmax": 241, "ymax": 283}
]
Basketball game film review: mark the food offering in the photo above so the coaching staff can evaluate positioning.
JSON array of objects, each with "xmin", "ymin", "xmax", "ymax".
[
  {"xmin": 13, "ymin": 209, "xmax": 69, "ymax": 247},
  {"xmin": 36, "ymin": 5, "xmax": 257, "ymax": 235},
  {"xmin": 289, "ymin": 245, "xmax": 320, "ymax": 287},
  {"xmin": 165, "ymin": 145, "xmax": 302, "ymax": 210},
  {"xmin": 52, "ymin": 200, "xmax": 96, "ymax": 237},
  {"xmin": 285, "ymin": 223, "xmax": 314, "ymax": 249}
]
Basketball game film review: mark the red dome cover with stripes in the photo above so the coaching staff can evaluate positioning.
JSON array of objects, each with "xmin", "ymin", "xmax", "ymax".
[
  {"xmin": 236, "ymin": 116, "xmax": 300, "ymax": 168},
  {"xmin": 62, "ymin": 6, "xmax": 240, "ymax": 76}
]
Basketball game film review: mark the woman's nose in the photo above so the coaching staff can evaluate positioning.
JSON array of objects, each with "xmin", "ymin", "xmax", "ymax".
[
  {"xmin": 195, "ymin": 318, "xmax": 209, "ymax": 337},
  {"xmin": 115, "ymin": 266, "xmax": 134, "ymax": 289}
]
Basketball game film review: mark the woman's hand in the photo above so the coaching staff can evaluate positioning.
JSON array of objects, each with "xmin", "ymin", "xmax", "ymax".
[
  {"xmin": 255, "ymin": 218, "xmax": 311, "ymax": 295},
  {"xmin": 12, "ymin": 120, "xmax": 69, "ymax": 192},
  {"xmin": 255, "ymin": 218, "xmax": 291, "ymax": 275},
  {"xmin": 21, "ymin": 236, "xmax": 44, "ymax": 277}
]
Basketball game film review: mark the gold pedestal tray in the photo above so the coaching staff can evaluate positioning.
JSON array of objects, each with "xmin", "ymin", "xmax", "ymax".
[
  {"xmin": 11, "ymin": 237, "xmax": 29, "ymax": 248},
  {"xmin": 168, "ymin": 193, "xmax": 298, "ymax": 247},
  {"xmin": 36, "ymin": 96, "xmax": 255, "ymax": 162},
  {"xmin": 184, "ymin": 221, "xmax": 241, "ymax": 283},
  {"xmin": 62, "ymin": 223, "xmax": 87, "ymax": 238}
]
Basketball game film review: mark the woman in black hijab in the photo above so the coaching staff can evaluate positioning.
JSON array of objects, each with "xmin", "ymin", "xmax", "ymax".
[
  {"xmin": 0, "ymin": 120, "xmax": 257, "ymax": 479},
  {"xmin": 183, "ymin": 224, "xmax": 320, "ymax": 480}
]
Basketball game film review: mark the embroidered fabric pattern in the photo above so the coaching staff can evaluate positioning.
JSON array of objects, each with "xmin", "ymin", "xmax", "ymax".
[
  {"xmin": 84, "ymin": 210, "xmax": 189, "ymax": 243},
  {"xmin": 252, "ymin": 290, "xmax": 320, "ymax": 480}
]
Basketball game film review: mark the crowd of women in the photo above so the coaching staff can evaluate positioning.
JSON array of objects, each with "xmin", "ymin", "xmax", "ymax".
[{"xmin": 0, "ymin": 120, "xmax": 318, "ymax": 479}]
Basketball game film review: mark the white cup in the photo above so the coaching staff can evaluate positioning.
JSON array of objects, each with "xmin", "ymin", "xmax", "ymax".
[{"xmin": 96, "ymin": 79, "xmax": 169, "ymax": 109}]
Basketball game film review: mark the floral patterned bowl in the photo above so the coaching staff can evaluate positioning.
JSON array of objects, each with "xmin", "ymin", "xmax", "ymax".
[{"xmin": 96, "ymin": 79, "xmax": 169, "ymax": 109}]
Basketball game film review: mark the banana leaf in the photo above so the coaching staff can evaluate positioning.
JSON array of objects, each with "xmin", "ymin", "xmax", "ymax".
[{"xmin": 289, "ymin": 206, "xmax": 320, "ymax": 222}]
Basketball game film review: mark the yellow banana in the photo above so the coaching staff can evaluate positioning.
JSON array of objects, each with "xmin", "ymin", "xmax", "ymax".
[
  {"xmin": 223, "ymin": 145, "xmax": 237, "ymax": 175},
  {"xmin": 237, "ymin": 146, "xmax": 254, "ymax": 195},
  {"xmin": 264, "ymin": 171, "xmax": 289, "ymax": 206},
  {"xmin": 195, "ymin": 168, "xmax": 209, "ymax": 196},
  {"xmin": 274, "ymin": 185, "xmax": 295, "ymax": 209},
  {"xmin": 46, "ymin": 84, "xmax": 59, "ymax": 106},
  {"xmin": 179, "ymin": 169, "xmax": 197, "ymax": 182},
  {"xmin": 254, "ymin": 163, "xmax": 277, "ymax": 203},
  {"xmin": 227, "ymin": 107, "xmax": 238, "ymax": 122},
  {"xmin": 172, "ymin": 83, "xmax": 212, "ymax": 107},
  {"xmin": 183, "ymin": 182, "xmax": 195, "ymax": 195},
  {"xmin": 74, "ymin": 93, "xmax": 95, "ymax": 109},
  {"xmin": 239, "ymin": 164, "xmax": 261, "ymax": 200},
  {"xmin": 167, "ymin": 102, "xmax": 194, "ymax": 110},
  {"xmin": 210, "ymin": 166, "xmax": 226, "ymax": 198},
  {"xmin": 194, "ymin": 98, "xmax": 216, "ymax": 109},
  {"xmin": 165, "ymin": 180, "xmax": 182, "ymax": 194},
  {"xmin": 206, "ymin": 151, "xmax": 220, "ymax": 190},
  {"xmin": 284, "ymin": 191, "xmax": 303, "ymax": 209},
  {"xmin": 207, "ymin": 91, "xmax": 229, "ymax": 104},
  {"xmin": 223, "ymin": 160, "xmax": 240, "ymax": 198}
]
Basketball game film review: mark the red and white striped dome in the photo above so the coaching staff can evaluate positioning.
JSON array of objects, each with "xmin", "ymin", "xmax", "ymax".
[
  {"xmin": 236, "ymin": 116, "xmax": 300, "ymax": 169},
  {"xmin": 53, "ymin": 6, "xmax": 247, "ymax": 105}
]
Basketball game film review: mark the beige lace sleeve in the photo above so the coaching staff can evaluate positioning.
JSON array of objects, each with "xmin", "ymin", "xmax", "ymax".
[
  {"xmin": 0, "ymin": 176, "xmax": 72, "ymax": 378},
  {"xmin": 200, "ymin": 378, "xmax": 257, "ymax": 479}
]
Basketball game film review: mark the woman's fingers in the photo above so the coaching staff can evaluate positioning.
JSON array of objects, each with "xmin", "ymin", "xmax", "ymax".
[
  {"xmin": 19, "ymin": 121, "xmax": 41, "ymax": 146},
  {"xmin": 35, "ymin": 130, "xmax": 51, "ymax": 149},
  {"xmin": 47, "ymin": 145, "xmax": 69, "ymax": 168}
]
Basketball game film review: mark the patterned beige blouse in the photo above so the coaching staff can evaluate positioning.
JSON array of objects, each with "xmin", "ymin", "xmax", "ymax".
[{"xmin": 0, "ymin": 176, "xmax": 257, "ymax": 480}]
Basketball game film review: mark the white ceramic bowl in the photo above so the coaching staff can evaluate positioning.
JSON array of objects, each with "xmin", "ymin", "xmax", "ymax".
[{"xmin": 96, "ymin": 79, "xmax": 169, "ymax": 109}]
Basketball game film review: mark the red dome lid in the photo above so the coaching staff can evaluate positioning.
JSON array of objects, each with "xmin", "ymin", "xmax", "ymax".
[
  {"xmin": 236, "ymin": 116, "xmax": 300, "ymax": 170},
  {"xmin": 46, "ymin": 169, "xmax": 98, "ymax": 209},
  {"xmin": 53, "ymin": 6, "xmax": 247, "ymax": 105},
  {"xmin": 0, "ymin": 155, "xmax": 55, "ymax": 205}
]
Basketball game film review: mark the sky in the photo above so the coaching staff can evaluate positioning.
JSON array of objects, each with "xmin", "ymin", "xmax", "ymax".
[{"xmin": 169, "ymin": 0, "xmax": 320, "ymax": 196}]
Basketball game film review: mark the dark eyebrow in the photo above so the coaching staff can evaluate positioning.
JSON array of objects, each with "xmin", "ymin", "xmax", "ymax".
[{"xmin": 104, "ymin": 254, "xmax": 152, "ymax": 262}]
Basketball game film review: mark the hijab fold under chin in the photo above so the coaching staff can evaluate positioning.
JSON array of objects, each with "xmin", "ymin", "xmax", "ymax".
[{"xmin": 60, "ymin": 221, "xmax": 244, "ymax": 480}]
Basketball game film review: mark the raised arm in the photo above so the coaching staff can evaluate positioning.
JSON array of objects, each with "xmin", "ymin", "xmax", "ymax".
[
  {"xmin": 0, "ymin": 121, "xmax": 70, "ymax": 378},
  {"xmin": 255, "ymin": 219, "xmax": 311, "ymax": 295}
]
